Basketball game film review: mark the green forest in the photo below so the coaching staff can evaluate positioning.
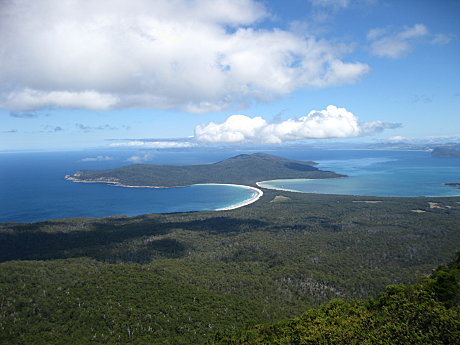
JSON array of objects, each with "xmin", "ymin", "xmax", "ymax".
[
  {"xmin": 214, "ymin": 254, "xmax": 460, "ymax": 344},
  {"xmin": 1, "ymin": 189, "xmax": 459, "ymax": 344}
]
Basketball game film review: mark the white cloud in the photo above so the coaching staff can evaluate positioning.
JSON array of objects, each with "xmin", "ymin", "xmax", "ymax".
[
  {"xmin": 4, "ymin": 89, "xmax": 118, "ymax": 111},
  {"xmin": 80, "ymin": 156, "xmax": 114, "ymax": 162},
  {"xmin": 110, "ymin": 141, "xmax": 195, "ymax": 149},
  {"xmin": 126, "ymin": 153, "xmax": 155, "ymax": 163},
  {"xmin": 195, "ymin": 105, "xmax": 400, "ymax": 144},
  {"xmin": 367, "ymin": 28, "xmax": 387, "ymax": 41},
  {"xmin": 0, "ymin": 0, "xmax": 368, "ymax": 112},
  {"xmin": 367, "ymin": 24, "xmax": 453, "ymax": 59},
  {"xmin": 388, "ymin": 136, "xmax": 408, "ymax": 143},
  {"xmin": 195, "ymin": 115, "xmax": 267, "ymax": 143},
  {"xmin": 368, "ymin": 24, "xmax": 429, "ymax": 59},
  {"xmin": 425, "ymin": 134, "xmax": 460, "ymax": 143}
]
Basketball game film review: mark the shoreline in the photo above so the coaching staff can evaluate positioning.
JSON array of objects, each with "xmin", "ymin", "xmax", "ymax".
[
  {"xmin": 65, "ymin": 175, "xmax": 186, "ymax": 189},
  {"xmin": 195, "ymin": 183, "xmax": 264, "ymax": 211},
  {"xmin": 256, "ymin": 180, "xmax": 304, "ymax": 193},
  {"xmin": 257, "ymin": 179, "xmax": 460, "ymax": 198},
  {"xmin": 256, "ymin": 177, "xmax": 345, "ymax": 193},
  {"xmin": 66, "ymin": 175, "xmax": 264, "ymax": 211}
]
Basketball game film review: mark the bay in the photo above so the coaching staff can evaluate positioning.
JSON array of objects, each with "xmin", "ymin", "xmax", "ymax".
[
  {"xmin": 258, "ymin": 150, "xmax": 460, "ymax": 197},
  {"xmin": 0, "ymin": 150, "xmax": 257, "ymax": 223}
]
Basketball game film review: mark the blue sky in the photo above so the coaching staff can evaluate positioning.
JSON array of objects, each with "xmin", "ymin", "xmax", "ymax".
[{"xmin": 1, "ymin": 0, "xmax": 459, "ymax": 151}]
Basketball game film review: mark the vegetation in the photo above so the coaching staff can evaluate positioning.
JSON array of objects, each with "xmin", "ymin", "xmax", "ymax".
[
  {"xmin": 1, "ymin": 190, "xmax": 459, "ymax": 343},
  {"xmin": 213, "ymin": 253, "xmax": 460, "ymax": 344},
  {"xmin": 68, "ymin": 153, "xmax": 343, "ymax": 187}
]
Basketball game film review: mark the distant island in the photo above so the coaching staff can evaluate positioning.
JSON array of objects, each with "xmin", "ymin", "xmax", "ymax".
[
  {"xmin": 66, "ymin": 152, "xmax": 344, "ymax": 188},
  {"xmin": 445, "ymin": 183, "xmax": 460, "ymax": 189},
  {"xmin": 431, "ymin": 144, "xmax": 460, "ymax": 158}
]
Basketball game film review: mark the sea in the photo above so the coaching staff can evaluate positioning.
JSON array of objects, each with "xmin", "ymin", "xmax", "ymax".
[{"xmin": 0, "ymin": 148, "xmax": 459, "ymax": 223}]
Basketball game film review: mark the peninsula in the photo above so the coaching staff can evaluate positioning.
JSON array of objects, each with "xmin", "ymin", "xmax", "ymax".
[
  {"xmin": 431, "ymin": 144, "xmax": 460, "ymax": 158},
  {"xmin": 65, "ymin": 152, "xmax": 344, "ymax": 188}
]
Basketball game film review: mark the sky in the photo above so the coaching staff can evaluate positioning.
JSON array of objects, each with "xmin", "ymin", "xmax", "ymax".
[{"xmin": 0, "ymin": 0, "xmax": 459, "ymax": 151}]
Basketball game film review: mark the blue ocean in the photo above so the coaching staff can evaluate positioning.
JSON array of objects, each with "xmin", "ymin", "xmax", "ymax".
[
  {"xmin": 0, "ymin": 150, "xmax": 257, "ymax": 223},
  {"xmin": 0, "ymin": 149, "xmax": 459, "ymax": 223}
]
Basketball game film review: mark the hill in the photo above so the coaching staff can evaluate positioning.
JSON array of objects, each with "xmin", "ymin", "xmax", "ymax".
[{"xmin": 66, "ymin": 153, "xmax": 343, "ymax": 187}]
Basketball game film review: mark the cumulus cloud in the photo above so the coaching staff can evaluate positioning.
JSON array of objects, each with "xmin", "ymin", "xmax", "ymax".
[
  {"xmin": 0, "ymin": 0, "xmax": 369, "ymax": 112},
  {"xmin": 2, "ymin": 129, "xmax": 18, "ymax": 133},
  {"xmin": 195, "ymin": 105, "xmax": 400, "ymax": 144},
  {"xmin": 80, "ymin": 155, "xmax": 113, "ymax": 162},
  {"xmin": 110, "ymin": 141, "xmax": 195, "ymax": 149}
]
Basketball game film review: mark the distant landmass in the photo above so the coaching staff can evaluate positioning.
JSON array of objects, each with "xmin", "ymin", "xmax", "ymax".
[
  {"xmin": 431, "ymin": 144, "xmax": 460, "ymax": 158},
  {"xmin": 445, "ymin": 183, "xmax": 460, "ymax": 189},
  {"xmin": 66, "ymin": 152, "xmax": 344, "ymax": 187}
]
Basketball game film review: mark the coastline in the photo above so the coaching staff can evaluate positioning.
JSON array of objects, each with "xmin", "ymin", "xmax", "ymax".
[
  {"xmin": 66, "ymin": 175, "xmax": 264, "ymax": 211},
  {"xmin": 65, "ymin": 175, "xmax": 186, "ymax": 189},
  {"xmin": 256, "ymin": 178, "xmax": 345, "ymax": 193},
  {"xmin": 257, "ymin": 179, "xmax": 460, "ymax": 198},
  {"xmin": 257, "ymin": 180, "xmax": 304, "ymax": 193},
  {"xmin": 195, "ymin": 183, "xmax": 264, "ymax": 211}
]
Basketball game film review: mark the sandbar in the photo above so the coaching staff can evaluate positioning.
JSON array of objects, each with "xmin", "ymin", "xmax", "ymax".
[{"xmin": 256, "ymin": 179, "xmax": 317, "ymax": 193}]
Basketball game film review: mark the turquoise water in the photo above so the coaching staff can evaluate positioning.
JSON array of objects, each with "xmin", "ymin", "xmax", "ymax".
[{"xmin": 258, "ymin": 151, "xmax": 460, "ymax": 197}]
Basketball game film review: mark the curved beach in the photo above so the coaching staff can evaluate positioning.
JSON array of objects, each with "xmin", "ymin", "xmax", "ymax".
[
  {"xmin": 195, "ymin": 183, "xmax": 264, "ymax": 211},
  {"xmin": 66, "ymin": 175, "xmax": 264, "ymax": 211}
]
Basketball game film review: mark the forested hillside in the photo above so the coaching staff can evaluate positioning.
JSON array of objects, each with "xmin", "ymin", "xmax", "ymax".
[
  {"xmin": 67, "ymin": 153, "xmax": 342, "ymax": 187},
  {"xmin": 1, "ymin": 190, "xmax": 459, "ymax": 344},
  {"xmin": 214, "ymin": 253, "xmax": 460, "ymax": 344}
]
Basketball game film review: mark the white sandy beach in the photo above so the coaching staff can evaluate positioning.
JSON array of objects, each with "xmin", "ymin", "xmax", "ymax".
[
  {"xmin": 66, "ymin": 175, "xmax": 264, "ymax": 211},
  {"xmin": 195, "ymin": 183, "xmax": 264, "ymax": 211}
]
